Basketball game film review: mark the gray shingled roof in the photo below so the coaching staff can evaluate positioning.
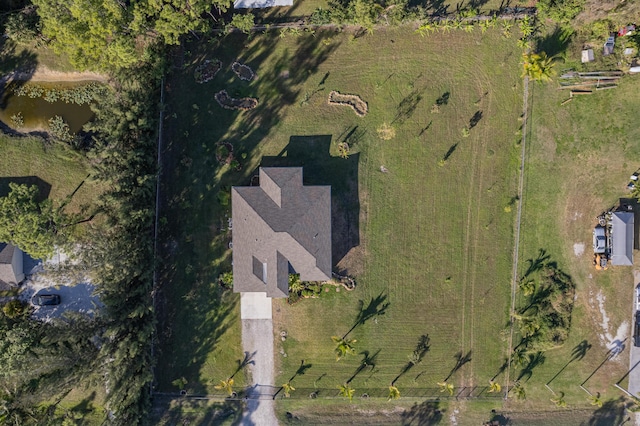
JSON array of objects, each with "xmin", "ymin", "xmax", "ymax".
[
  {"xmin": 611, "ymin": 212, "xmax": 634, "ymax": 266},
  {"xmin": 0, "ymin": 243, "xmax": 22, "ymax": 287},
  {"xmin": 232, "ymin": 167, "xmax": 331, "ymax": 298}
]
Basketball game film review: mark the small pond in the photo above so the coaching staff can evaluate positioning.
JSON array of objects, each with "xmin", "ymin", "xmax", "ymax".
[{"xmin": 0, "ymin": 81, "xmax": 99, "ymax": 134}]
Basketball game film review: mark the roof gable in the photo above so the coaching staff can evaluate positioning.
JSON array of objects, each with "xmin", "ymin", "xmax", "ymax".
[
  {"xmin": 232, "ymin": 167, "xmax": 331, "ymax": 297},
  {"xmin": 611, "ymin": 212, "xmax": 634, "ymax": 266}
]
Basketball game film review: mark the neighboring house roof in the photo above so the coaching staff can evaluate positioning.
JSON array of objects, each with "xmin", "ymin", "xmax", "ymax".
[
  {"xmin": 234, "ymin": 0, "xmax": 292, "ymax": 8},
  {"xmin": 232, "ymin": 167, "xmax": 331, "ymax": 298},
  {"xmin": 0, "ymin": 243, "xmax": 24, "ymax": 287},
  {"xmin": 611, "ymin": 212, "xmax": 634, "ymax": 266}
]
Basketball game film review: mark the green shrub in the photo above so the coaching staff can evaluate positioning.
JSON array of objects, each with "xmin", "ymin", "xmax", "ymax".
[
  {"xmin": 3, "ymin": 300, "xmax": 26, "ymax": 318},
  {"xmin": 537, "ymin": 0, "xmax": 586, "ymax": 26}
]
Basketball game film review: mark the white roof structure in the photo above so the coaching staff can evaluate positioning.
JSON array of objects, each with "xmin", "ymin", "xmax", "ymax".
[
  {"xmin": 611, "ymin": 212, "xmax": 634, "ymax": 266},
  {"xmin": 234, "ymin": 0, "xmax": 292, "ymax": 8}
]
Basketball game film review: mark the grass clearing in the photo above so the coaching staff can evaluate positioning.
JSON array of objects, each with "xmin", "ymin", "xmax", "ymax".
[{"xmin": 0, "ymin": 134, "xmax": 93, "ymax": 212}]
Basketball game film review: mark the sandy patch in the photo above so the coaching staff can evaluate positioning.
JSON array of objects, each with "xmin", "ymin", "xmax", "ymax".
[
  {"xmin": 450, "ymin": 408, "xmax": 459, "ymax": 426},
  {"xmin": 2, "ymin": 67, "xmax": 108, "ymax": 84},
  {"xmin": 591, "ymin": 289, "xmax": 629, "ymax": 356},
  {"xmin": 573, "ymin": 243, "xmax": 585, "ymax": 256}
]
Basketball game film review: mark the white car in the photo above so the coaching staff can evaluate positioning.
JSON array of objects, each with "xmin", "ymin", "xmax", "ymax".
[
  {"xmin": 593, "ymin": 227, "xmax": 606, "ymax": 254},
  {"xmin": 636, "ymin": 284, "xmax": 640, "ymax": 311}
]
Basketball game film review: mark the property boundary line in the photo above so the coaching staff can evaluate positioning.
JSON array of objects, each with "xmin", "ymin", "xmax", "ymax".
[
  {"xmin": 504, "ymin": 75, "xmax": 530, "ymax": 397},
  {"xmin": 150, "ymin": 77, "xmax": 165, "ymax": 396}
]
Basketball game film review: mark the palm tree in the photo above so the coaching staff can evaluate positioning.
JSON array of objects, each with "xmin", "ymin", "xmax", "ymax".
[
  {"xmin": 511, "ymin": 348, "xmax": 528, "ymax": 367},
  {"xmin": 338, "ymin": 383, "xmax": 355, "ymax": 402},
  {"xmin": 288, "ymin": 274, "xmax": 304, "ymax": 295},
  {"xmin": 440, "ymin": 19, "xmax": 453, "ymax": 33},
  {"xmin": 479, "ymin": 19, "xmax": 490, "ymax": 33},
  {"xmin": 518, "ymin": 280, "xmax": 536, "ymax": 296},
  {"xmin": 416, "ymin": 23, "xmax": 435, "ymax": 37},
  {"xmin": 388, "ymin": 385, "xmax": 400, "ymax": 401},
  {"xmin": 522, "ymin": 52, "xmax": 555, "ymax": 82},
  {"xmin": 215, "ymin": 378, "xmax": 235, "ymax": 396},
  {"xmin": 282, "ymin": 382, "xmax": 296, "ymax": 398},
  {"xmin": 437, "ymin": 381, "xmax": 454, "ymax": 396},
  {"xmin": 512, "ymin": 381, "xmax": 526, "ymax": 400},
  {"xmin": 332, "ymin": 336, "xmax": 357, "ymax": 361},
  {"xmin": 488, "ymin": 380, "xmax": 501, "ymax": 393},
  {"xmin": 588, "ymin": 392, "xmax": 603, "ymax": 407},
  {"xmin": 551, "ymin": 391, "xmax": 567, "ymax": 408}
]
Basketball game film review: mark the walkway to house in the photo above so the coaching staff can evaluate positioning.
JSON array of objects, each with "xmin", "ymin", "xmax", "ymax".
[{"xmin": 240, "ymin": 292, "xmax": 278, "ymax": 426}]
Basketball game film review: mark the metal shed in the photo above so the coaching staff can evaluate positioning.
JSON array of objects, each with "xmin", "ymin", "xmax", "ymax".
[{"xmin": 611, "ymin": 212, "xmax": 634, "ymax": 266}]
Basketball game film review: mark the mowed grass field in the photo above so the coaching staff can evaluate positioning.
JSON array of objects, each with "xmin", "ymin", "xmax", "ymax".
[
  {"xmin": 157, "ymin": 24, "xmax": 523, "ymax": 410},
  {"xmin": 502, "ymin": 75, "xmax": 640, "ymax": 417},
  {"xmin": 271, "ymin": 27, "xmax": 522, "ymax": 399},
  {"xmin": 0, "ymin": 135, "xmax": 93, "ymax": 211}
]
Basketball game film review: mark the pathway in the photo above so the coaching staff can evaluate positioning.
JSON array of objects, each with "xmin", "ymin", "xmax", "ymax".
[{"xmin": 240, "ymin": 293, "xmax": 279, "ymax": 426}]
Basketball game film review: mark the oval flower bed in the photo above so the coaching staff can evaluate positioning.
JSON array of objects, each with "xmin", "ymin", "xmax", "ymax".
[
  {"xmin": 215, "ymin": 90, "xmax": 258, "ymax": 111},
  {"xmin": 328, "ymin": 91, "xmax": 368, "ymax": 117},
  {"xmin": 231, "ymin": 61, "xmax": 255, "ymax": 81},
  {"xmin": 216, "ymin": 142, "xmax": 234, "ymax": 164},
  {"xmin": 194, "ymin": 59, "xmax": 222, "ymax": 83}
]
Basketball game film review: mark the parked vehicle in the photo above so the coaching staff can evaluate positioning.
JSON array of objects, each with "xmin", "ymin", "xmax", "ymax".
[
  {"xmin": 33, "ymin": 294, "xmax": 61, "ymax": 306},
  {"xmin": 593, "ymin": 226, "xmax": 606, "ymax": 254},
  {"xmin": 636, "ymin": 284, "xmax": 640, "ymax": 311}
]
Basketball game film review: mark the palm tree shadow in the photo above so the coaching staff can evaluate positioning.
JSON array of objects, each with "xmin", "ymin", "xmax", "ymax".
[
  {"xmin": 521, "ymin": 248, "xmax": 550, "ymax": 280},
  {"xmin": 546, "ymin": 340, "xmax": 591, "ymax": 385},
  {"xmin": 517, "ymin": 351, "xmax": 546, "ymax": 382},
  {"xmin": 346, "ymin": 349, "xmax": 380, "ymax": 384},
  {"xmin": 536, "ymin": 26, "xmax": 573, "ymax": 59},
  {"xmin": 230, "ymin": 350, "xmax": 256, "ymax": 379},
  {"xmin": 343, "ymin": 292, "xmax": 389, "ymax": 338},
  {"xmin": 444, "ymin": 350, "xmax": 472, "ymax": 382},
  {"xmin": 392, "ymin": 334, "xmax": 430, "ymax": 385}
]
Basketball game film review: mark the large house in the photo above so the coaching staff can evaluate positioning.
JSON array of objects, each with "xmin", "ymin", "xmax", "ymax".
[
  {"xmin": 231, "ymin": 167, "xmax": 331, "ymax": 298},
  {"xmin": 0, "ymin": 243, "xmax": 25, "ymax": 288}
]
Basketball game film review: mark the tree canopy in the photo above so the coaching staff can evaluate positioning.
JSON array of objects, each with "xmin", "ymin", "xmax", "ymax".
[
  {"xmin": 0, "ymin": 183, "xmax": 60, "ymax": 259},
  {"xmin": 32, "ymin": 0, "xmax": 233, "ymax": 70}
]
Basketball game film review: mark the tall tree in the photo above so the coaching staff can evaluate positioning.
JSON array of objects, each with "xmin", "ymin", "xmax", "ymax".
[
  {"xmin": 522, "ymin": 52, "xmax": 555, "ymax": 82},
  {"xmin": 0, "ymin": 183, "xmax": 61, "ymax": 259}
]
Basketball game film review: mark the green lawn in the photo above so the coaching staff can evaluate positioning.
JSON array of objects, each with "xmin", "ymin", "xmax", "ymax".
[
  {"xmin": 158, "ymin": 25, "xmax": 522, "ymax": 402},
  {"xmin": 505, "ymin": 74, "xmax": 640, "ymax": 414},
  {"xmin": 0, "ymin": 134, "xmax": 93, "ymax": 211}
]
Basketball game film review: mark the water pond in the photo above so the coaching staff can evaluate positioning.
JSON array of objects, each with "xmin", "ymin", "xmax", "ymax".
[{"xmin": 0, "ymin": 81, "xmax": 100, "ymax": 133}]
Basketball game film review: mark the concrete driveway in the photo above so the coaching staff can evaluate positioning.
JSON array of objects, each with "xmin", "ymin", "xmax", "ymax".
[
  {"xmin": 25, "ymin": 283, "xmax": 102, "ymax": 321},
  {"xmin": 240, "ymin": 292, "xmax": 278, "ymax": 426}
]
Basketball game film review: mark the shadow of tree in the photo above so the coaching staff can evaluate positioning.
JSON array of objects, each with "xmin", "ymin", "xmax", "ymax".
[
  {"xmin": 342, "ymin": 292, "xmax": 389, "ymax": 338},
  {"xmin": 536, "ymin": 26, "xmax": 573, "ymax": 60},
  {"xmin": 0, "ymin": 175, "xmax": 51, "ymax": 200},
  {"xmin": 517, "ymin": 351, "xmax": 545, "ymax": 382},
  {"xmin": 400, "ymin": 400, "xmax": 444, "ymax": 425},
  {"xmin": 347, "ymin": 349, "xmax": 380, "ymax": 384},
  {"xmin": 0, "ymin": 14, "xmax": 38, "ymax": 110},
  {"xmin": 444, "ymin": 350, "xmax": 472, "ymax": 382},
  {"xmin": 392, "ymin": 334, "xmax": 430, "ymax": 385},
  {"xmin": 586, "ymin": 397, "xmax": 629, "ymax": 426},
  {"xmin": 546, "ymin": 340, "xmax": 591, "ymax": 385}
]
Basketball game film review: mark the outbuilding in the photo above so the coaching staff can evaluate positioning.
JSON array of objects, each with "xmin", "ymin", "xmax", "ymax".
[{"xmin": 610, "ymin": 211, "xmax": 634, "ymax": 266}]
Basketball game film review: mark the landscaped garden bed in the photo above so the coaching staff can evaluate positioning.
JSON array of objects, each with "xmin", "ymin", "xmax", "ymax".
[
  {"xmin": 194, "ymin": 59, "xmax": 222, "ymax": 83},
  {"xmin": 231, "ymin": 61, "xmax": 255, "ymax": 81},
  {"xmin": 214, "ymin": 90, "xmax": 258, "ymax": 110},
  {"xmin": 327, "ymin": 90, "xmax": 368, "ymax": 117}
]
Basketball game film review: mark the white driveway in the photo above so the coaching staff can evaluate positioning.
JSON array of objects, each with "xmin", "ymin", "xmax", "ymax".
[{"xmin": 240, "ymin": 292, "xmax": 278, "ymax": 426}]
